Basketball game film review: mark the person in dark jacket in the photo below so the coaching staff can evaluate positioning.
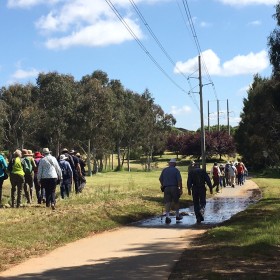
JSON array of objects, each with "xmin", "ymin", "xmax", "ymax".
[
  {"xmin": 187, "ymin": 162, "xmax": 213, "ymax": 224},
  {"xmin": 59, "ymin": 154, "xmax": 73, "ymax": 199}
]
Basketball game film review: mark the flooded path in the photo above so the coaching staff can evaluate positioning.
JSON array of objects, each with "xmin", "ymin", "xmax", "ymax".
[
  {"xmin": 0, "ymin": 180, "xmax": 260, "ymax": 280},
  {"xmin": 136, "ymin": 185, "xmax": 261, "ymax": 228}
]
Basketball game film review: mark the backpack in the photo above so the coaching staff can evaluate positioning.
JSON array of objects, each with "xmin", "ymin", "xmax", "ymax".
[
  {"xmin": 22, "ymin": 157, "xmax": 33, "ymax": 174},
  {"xmin": 213, "ymin": 166, "xmax": 219, "ymax": 177},
  {"xmin": 192, "ymin": 169, "xmax": 205, "ymax": 187}
]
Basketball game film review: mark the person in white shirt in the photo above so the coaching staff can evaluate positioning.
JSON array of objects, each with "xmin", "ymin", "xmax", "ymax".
[{"xmin": 37, "ymin": 148, "xmax": 62, "ymax": 210}]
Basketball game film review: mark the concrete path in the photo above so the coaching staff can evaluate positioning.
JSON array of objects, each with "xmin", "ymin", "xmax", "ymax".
[{"xmin": 0, "ymin": 180, "xmax": 259, "ymax": 280}]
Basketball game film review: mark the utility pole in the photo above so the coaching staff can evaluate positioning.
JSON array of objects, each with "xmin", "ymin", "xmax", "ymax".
[
  {"xmin": 227, "ymin": 99, "xmax": 230, "ymax": 135},
  {"xmin": 199, "ymin": 55, "xmax": 206, "ymax": 170}
]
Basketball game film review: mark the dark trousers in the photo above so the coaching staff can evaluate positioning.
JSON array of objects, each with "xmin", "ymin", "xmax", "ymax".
[
  {"xmin": 73, "ymin": 172, "xmax": 81, "ymax": 194},
  {"xmin": 0, "ymin": 177, "xmax": 4, "ymax": 204},
  {"xmin": 60, "ymin": 182, "xmax": 71, "ymax": 198},
  {"xmin": 10, "ymin": 173, "xmax": 25, "ymax": 207},
  {"xmin": 34, "ymin": 174, "xmax": 45, "ymax": 203},
  {"xmin": 192, "ymin": 187, "xmax": 206, "ymax": 218},
  {"xmin": 40, "ymin": 178, "xmax": 57, "ymax": 207},
  {"xmin": 23, "ymin": 174, "xmax": 33, "ymax": 203}
]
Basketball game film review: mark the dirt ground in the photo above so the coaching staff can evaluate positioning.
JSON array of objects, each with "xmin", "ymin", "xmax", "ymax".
[{"xmin": 0, "ymin": 180, "xmax": 259, "ymax": 280}]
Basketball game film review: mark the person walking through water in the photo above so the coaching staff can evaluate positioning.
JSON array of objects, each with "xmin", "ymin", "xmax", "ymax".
[
  {"xmin": 159, "ymin": 158, "xmax": 183, "ymax": 224},
  {"xmin": 187, "ymin": 162, "xmax": 213, "ymax": 224}
]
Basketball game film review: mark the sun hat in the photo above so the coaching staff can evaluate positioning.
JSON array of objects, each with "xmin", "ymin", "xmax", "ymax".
[
  {"xmin": 169, "ymin": 158, "xmax": 176, "ymax": 163},
  {"xmin": 60, "ymin": 154, "xmax": 67, "ymax": 161},
  {"xmin": 34, "ymin": 151, "xmax": 43, "ymax": 158},
  {"xmin": 42, "ymin": 148, "xmax": 51, "ymax": 154},
  {"xmin": 27, "ymin": 150, "xmax": 33, "ymax": 156},
  {"xmin": 61, "ymin": 148, "xmax": 68, "ymax": 153},
  {"xmin": 76, "ymin": 152, "xmax": 81, "ymax": 157},
  {"xmin": 22, "ymin": 149, "xmax": 28, "ymax": 156},
  {"xmin": 69, "ymin": 149, "xmax": 75, "ymax": 154},
  {"xmin": 14, "ymin": 149, "xmax": 22, "ymax": 157}
]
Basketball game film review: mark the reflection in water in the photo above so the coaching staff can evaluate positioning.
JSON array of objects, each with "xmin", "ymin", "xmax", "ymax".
[{"xmin": 134, "ymin": 190, "xmax": 260, "ymax": 228}]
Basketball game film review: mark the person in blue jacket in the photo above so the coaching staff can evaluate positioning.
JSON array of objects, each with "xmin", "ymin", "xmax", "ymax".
[
  {"xmin": 0, "ymin": 153, "xmax": 8, "ymax": 206},
  {"xmin": 59, "ymin": 154, "xmax": 73, "ymax": 199}
]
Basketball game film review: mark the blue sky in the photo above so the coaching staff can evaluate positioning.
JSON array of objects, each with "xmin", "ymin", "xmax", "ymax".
[{"xmin": 0, "ymin": 0, "xmax": 277, "ymax": 130}]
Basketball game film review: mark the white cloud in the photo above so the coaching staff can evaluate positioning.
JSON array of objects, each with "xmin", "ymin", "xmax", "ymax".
[
  {"xmin": 11, "ymin": 68, "xmax": 39, "ymax": 80},
  {"xmin": 248, "ymin": 20, "xmax": 262, "ymax": 26},
  {"xmin": 200, "ymin": 21, "xmax": 212, "ymax": 28},
  {"xmin": 45, "ymin": 18, "xmax": 142, "ymax": 49},
  {"xmin": 217, "ymin": 0, "xmax": 277, "ymax": 6},
  {"xmin": 33, "ymin": 0, "xmax": 149, "ymax": 49},
  {"xmin": 174, "ymin": 49, "xmax": 269, "ymax": 77},
  {"xmin": 170, "ymin": 105, "xmax": 192, "ymax": 115},
  {"xmin": 7, "ymin": 0, "xmax": 59, "ymax": 8}
]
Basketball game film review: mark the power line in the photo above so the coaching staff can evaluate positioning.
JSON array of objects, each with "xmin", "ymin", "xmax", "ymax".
[
  {"xmin": 128, "ymin": 0, "xmax": 199, "ymax": 110},
  {"xmin": 105, "ymin": 0, "xmax": 189, "ymax": 95},
  {"xmin": 181, "ymin": 0, "xmax": 218, "ymax": 100}
]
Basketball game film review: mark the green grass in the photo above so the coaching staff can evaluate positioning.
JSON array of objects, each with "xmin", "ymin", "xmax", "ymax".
[
  {"xmin": 170, "ymin": 174, "xmax": 280, "ymax": 280},
  {"xmin": 0, "ymin": 166, "xmax": 191, "ymax": 272}
]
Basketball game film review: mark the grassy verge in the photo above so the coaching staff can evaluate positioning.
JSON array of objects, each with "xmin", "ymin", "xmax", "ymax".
[
  {"xmin": 170, "ymin": 175, "xmax": 280, "ymax": 280},
  {"xmin": 0, "ymin": 165, "xmax": 191, "ymax": 272}
]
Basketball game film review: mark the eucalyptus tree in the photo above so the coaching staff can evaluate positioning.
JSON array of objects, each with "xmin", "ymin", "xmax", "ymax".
[
  {"xmin": 109, "ymin": 79, "xmax": 127, "ymax": 171},
  {"xmin": 36, "ymin": 72, "xmax": 76, "ymax": 155},
  {"xmin": 76, "ymin": 72, "xmax": 114, "ymax": 173},
  {"xmin": 0, "ymin": 83, "xmax": 39, "ymax": 152},
  {"xmin": 140, "ymin": 89, "xmax": 176, "ymax": 170}
]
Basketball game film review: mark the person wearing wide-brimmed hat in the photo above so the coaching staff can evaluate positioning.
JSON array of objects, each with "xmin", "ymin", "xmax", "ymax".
[
  {"xmin": 37, "ymin": 148, "xmax": 62, "ymax": 210},
  {"xmin": 8, "ymin": 149, "xmax": 25, "ymax": 208},
  {"xmin": 33, "ymin": 151, "xmax": 45, "ymax": 204},
  {"xmin": 21, "ymin": 149, "xmax": 36, "ymax": 203},
  {"xmin": 58, "ymin": 154, "xmax": 73, "ymax": 199},
  {"xmin": 159, "ymin": 158, "xmax": 183, "ymax": 224}
]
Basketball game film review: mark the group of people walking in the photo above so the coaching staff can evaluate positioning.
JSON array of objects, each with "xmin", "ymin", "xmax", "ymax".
[
  {"xmin": 0, "ymin": 148, "xmax": 86, "ymax": 210},
  {"xmin": 159, "ymin": 158, "xmax": 247, "ymax": 224},
  {"xmin": 210, "ymin": 161, "xmax": 247, "ymax": 193}
]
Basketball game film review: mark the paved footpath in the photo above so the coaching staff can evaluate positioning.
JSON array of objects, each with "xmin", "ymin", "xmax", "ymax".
[{"xmin": 0, "ymin": 180, "xmax": 259, "ymax": 280}]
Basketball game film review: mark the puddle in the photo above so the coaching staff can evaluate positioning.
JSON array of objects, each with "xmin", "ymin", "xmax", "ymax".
[{"xmin": 133, "ymin": 189, "xmax": 261, "ymax": 228}]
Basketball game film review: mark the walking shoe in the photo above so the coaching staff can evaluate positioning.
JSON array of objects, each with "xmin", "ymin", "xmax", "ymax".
[
  {"xmin": 176, "ymin": 215, "xmax": 183, "ymax": 221},
  {"xmin": 165, "ymin": 217, "xmax": 171, "ymax": 224},
  {"xmin": 51, "ymin": 203, "xmax": 55, "ymax": 210}
]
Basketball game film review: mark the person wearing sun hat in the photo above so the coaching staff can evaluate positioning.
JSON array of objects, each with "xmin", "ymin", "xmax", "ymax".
[
  {"xmin": 8, "ymin": 149, "xmax": 25, "ymax": 208},
  {"xmin": 33, "ymin": 151, "xmax": 45, "ymax": 204},
  {"xmin": 37, "ymin": 148, "xmax": 62, "ymax": 210},
  {"xmin": 159, "ymin": 158, "xmax": 183, "ymax": 224}
]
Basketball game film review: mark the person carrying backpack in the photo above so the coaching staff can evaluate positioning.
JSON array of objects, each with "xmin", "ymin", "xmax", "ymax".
[
  {"xmin": 33, "ymin": 151, "xmax": 45, "ymax": 204},
  {"xmin": 187, "ymin": 162, "xmax": 213, "ymax": 224},
  {"xmin": 59, "ymin": 154, "xmax": 73, "ymax": 199},
  {"xmin": 8, "ymin": 149, "xmax": 25, "ymax": 208},
  {"xmin": 210, "ymin": 162, "xmax": 221, "ymax": 193},
  {"xmin": 21, "ymin": 149, "xmax": 34, "ymax": 204}
]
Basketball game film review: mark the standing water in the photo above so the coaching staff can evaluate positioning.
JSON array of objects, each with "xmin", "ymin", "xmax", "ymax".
[{"xmin": 133, "ymin": 187, "xmax": 261, "ymax": 228}]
